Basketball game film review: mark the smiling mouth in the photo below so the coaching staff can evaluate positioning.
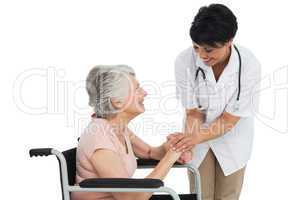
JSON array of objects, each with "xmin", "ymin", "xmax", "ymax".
[{"xmin": 203, "ymin": 58, "xmax": 212, "ymax": 63}]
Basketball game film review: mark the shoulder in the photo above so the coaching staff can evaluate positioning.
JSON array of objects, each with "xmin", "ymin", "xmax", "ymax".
[
  {"xmin": 235, "ymin": 44, "xmax": 261, "ymax": 75},
  {"xmin": 176, "ymin": 46, "xmax": 194, "ymax": 59},
  {"xmin": 79, "ymin": 118, "xmax": 116, "ymax": 148},
  {"xmin": 175, "ymin": 47, "xmax": 195, "ymax": 75},
  {"xmin": 84, "ymin": 118, "xmax": 113, "ymax": 137},
  {"xmin": 235, "ymin": 45, "xmax": 259, "ymax": 61},
  {"xmin": 175, "ymin": 47, "xmax": 194, "ymax": 66}
]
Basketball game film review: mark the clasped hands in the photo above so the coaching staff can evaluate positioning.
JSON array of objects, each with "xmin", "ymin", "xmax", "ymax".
[{"xmin": 164, "ymin": 132, "xmax": 200, "ymax": 164}]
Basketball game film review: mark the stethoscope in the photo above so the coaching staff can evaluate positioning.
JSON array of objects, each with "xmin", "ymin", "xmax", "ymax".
[{"xmin": 194, "ymin": 45, "xmax": 242, "ymax": 111}]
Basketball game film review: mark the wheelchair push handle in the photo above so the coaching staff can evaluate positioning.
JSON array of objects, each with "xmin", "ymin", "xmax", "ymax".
[{"xmin": 29, "ymin": 148, "xmax": 53, "ymax": 157}]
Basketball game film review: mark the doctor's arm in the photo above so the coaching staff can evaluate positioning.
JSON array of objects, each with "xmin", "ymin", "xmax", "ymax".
[
  {"xmin": 170, "ymin": 111, "xmax": 240, "ymax": 152},
  {"xmin": 168, "ymin": 108, "xmax": 205, "ymax": 143}
]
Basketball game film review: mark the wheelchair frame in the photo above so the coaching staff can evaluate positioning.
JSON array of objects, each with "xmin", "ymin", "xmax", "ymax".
[{"xmin": 29, "ymin": 148, "xmax": 201, "ymax": 200}]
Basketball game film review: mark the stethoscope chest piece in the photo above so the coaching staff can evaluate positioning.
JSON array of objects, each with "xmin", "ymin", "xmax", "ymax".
[{"xmin": 234, "ymin": 101, "xmax": 240, "ymax": 112}]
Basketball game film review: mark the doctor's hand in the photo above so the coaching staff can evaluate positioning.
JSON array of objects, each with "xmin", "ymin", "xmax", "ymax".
[
  {"xmin": 164, "ymin": 132, "xmax": 184, "ymax": 150},
  {"xmin": 166, "ymin": 133, "xmax": 193, "ymax": 164},
  {"xmin": 167, "ymin": 133, "xmax": 200, "ymax": 153}
]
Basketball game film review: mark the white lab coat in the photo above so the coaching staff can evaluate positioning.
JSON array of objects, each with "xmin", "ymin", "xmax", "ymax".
[{"xmin": 174, "ymin": 44, "xmax": 261, "ymax": 176}]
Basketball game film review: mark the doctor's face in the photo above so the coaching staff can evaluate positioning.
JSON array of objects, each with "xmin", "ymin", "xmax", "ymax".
[{"xmin": 193, "ymin": 41, "xmax": 232, "ymax": 67}]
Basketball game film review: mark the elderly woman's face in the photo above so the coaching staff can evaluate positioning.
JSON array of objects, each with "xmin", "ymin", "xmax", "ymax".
[{"xmin": 120, "ymin": 75, "xmax": 147, "ymax": 117}]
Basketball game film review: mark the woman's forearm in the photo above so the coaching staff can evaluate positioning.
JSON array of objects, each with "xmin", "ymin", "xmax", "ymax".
[
  {"xmin": 149, "ymin": 145, "xmax": 167, "ymax": 160},
  {"xmin": 147, "ymin": 149, "xmax": 181, "ymax": 179},
  {"xmin": 117, "ymin": 150, "xmax": 181, "ymax": 200}
]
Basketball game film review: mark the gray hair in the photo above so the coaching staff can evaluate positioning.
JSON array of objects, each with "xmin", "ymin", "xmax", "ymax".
[{"xmin": 86, "ymin": 65, "xmax": 135, "ymax": 119}]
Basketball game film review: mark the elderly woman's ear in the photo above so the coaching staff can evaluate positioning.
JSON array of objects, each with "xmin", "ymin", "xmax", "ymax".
[{"xmin": 110, "ymin": 98, "xmax": 124, "ymax": 109}]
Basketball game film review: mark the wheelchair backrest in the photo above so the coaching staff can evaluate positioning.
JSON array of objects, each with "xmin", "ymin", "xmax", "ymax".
[
  {"xmin": 61, "ymin": 148, "xmax": 77, "ymax": 186},
  {"xmin": 55, "ymin": 148, "xmax": 77, "ymax": 200}
]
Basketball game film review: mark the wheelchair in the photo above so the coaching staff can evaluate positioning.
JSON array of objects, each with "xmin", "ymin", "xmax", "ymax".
[{"xmin": 29, "ymin": 147, "xmax": 201, "ymax": 200}]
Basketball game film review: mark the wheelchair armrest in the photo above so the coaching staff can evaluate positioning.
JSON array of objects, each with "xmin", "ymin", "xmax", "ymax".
[
  {"xmin": 29, "ymin": 148, "xmax": 53, "ymax": 157},
  {"xmin": 137, "ymin": 158, "xmax": 182, "ymax": 168},
  {"xmin": 79, "ymin": 178, "xmax": 164, "ymax": 188}
]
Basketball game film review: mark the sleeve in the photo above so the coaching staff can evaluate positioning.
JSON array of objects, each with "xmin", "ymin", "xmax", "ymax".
[
  {"xmin": 225, "ymin": 54, "xmax": 262, "ymax": 118},
  {"xmin": 175, "ymin": 54, "xmax": 198, "ymax": 109},
  {"xmin": 82, "ymin": 124, "xmax": 118, "ymax": 159}
]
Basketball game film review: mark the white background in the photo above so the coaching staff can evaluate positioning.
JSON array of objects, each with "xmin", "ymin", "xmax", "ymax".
[{"xmin": 0, "ymin": 0, "xmax": 299, "ymax": 199}]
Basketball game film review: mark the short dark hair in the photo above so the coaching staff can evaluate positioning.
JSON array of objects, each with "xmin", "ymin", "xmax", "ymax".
[{"xmin": 190, "ymin": 4, "xmax": 238, "ymax": 47}]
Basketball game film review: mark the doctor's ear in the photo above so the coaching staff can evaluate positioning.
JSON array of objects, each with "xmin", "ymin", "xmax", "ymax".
[{"xmin": 226, "ymin": 39, "xmax": 233, "ymax": 47}]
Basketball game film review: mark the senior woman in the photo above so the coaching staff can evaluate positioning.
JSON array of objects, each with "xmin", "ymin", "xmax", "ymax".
[{"xmin": 71, "ymin": 65, "xmax": 191, "ymax": 200}]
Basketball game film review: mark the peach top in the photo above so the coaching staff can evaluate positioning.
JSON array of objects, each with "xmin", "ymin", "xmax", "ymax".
[{"xmin": 71, "ymin": 117, "xmax": 137, "ymax": 200}]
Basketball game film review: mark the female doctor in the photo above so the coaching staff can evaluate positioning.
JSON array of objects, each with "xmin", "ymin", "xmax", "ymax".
[{"xmin": 170, "ymin": 4, "xmax": 261, "ymax": 200}]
